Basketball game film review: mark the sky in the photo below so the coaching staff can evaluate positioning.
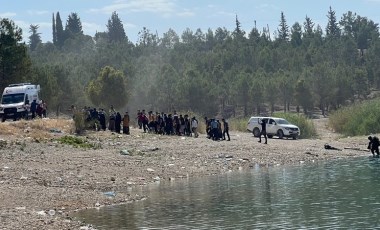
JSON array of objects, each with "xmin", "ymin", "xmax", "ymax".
[{"xmin": 1, "ymin": 0, "xmax": 380, "ymax": 43}]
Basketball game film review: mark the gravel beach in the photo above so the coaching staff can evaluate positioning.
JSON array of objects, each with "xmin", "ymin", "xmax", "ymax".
[{"xmin": 0, "ymin": 118, "xmax": 371, "ymax": 229}]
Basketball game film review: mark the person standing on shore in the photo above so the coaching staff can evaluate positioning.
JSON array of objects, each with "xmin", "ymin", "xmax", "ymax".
[
  {"xmin": 137, "ymin": 110, "xmax": 142, "ymax": 129},
  {"xmin": 41, "ymin": 100, "xmax": 47, "ymax": 118},
  {"xmin": 30, "ymin": 99, "xmax": 37, "ymax": 119},
  {"xmin": 99, "ymin": 109, "xmax": 106, "ymax": 131},
  {"xmin": 115, "ymin": 112, "xmax": 122, "ymax": 133},
  {"xmin": 222, "ymin": 118, "xmax": 230, "ymax": 141},
  {"xmin": 258, "ymin": 118, "xmax": 267, "ymax": 144},
  {"xmin": 368, "ymin": 136, "xmax": 380, "ymax": 157},
  {"xmin": 123, "ymin": 112, "xmax": 130, "ymax": 134},
  {"xmin": 210, "ymin": 118, "xmax": 219, "ymax": 140},
  {"xmin": 191, "ymin": 116, "xmax": 199, "ymax": 138},
  {"xmin": 204, "ymin": 117, "xmax": 211, "ymax": 138}
]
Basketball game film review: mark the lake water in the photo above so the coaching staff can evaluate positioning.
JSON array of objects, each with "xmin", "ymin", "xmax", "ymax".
[{"xmin": 74, "ymin": 157, "xmax": 380, "ymax": 229}]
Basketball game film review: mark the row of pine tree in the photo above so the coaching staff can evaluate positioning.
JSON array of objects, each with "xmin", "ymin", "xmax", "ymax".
[{"xmin": 1, "ymin": 7, "xmax": 380, "ymax": 118}]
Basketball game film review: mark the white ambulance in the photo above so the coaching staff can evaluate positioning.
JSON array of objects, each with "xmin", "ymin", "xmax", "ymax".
[{"xmin": 0, "ymin": 83, "xmax": 40, "ymax": 122}]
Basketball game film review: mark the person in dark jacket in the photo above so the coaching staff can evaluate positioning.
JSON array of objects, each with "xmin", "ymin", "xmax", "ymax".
[
  {"xmin": 115, "ymin": 112, "xmax": 122, "ymax": 133},
  {"xmin": 258, "ymin": 118, "xmax": 267, "ymax": 144},
  {"xmin": 222, "ymin": 118, "xmax": 230, "ymax": 141},
  {"xmin": 30, "ymin": 99, "xmax": 37, "ymax": 119},
  {"xmin": 122, "ymin": 112, "xmax": 130, "ymax": 134},
  {"xmin": 368, "ymin": 136, "xmax": 380, "ymax": 157},
  {"xmin": 109, "ymin": 112, "xmax": 115, "ymax": 131},
  {"xmin": 98, "ymin": 109, "xmax": 106, "ymax": 131}
]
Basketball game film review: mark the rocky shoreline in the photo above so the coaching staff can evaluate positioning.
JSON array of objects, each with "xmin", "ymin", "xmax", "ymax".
[{"xmin": 0, "ymin": 118, "xmax": 370, "ymax": 229}]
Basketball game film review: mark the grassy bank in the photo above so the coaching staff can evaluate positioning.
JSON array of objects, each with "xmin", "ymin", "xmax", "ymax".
[
  {"xmin": 273, "ymin": 112, "xmax": 317, "ymax": 139},
  {"xmin": 329, "ymin": 100, "xmax": 380, "ymax": 136}
]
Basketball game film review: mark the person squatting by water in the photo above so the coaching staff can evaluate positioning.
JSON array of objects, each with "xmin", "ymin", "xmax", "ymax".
[
  {"xmin": 368, "ymin": 136, "xmax": 380, "ymax": 157},
  {"xmin": 258, "ymin": 118, "xmax": 267, "ymax": 144}
]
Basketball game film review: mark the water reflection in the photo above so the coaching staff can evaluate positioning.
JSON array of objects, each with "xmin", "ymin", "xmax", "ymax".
[{"xmin": 74, "ymin": 157, "xmax": 380, "ymax": 229}]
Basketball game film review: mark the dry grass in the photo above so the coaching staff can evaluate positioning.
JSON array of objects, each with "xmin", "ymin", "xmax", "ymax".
[{"xmin": 0, "ymin": 118, "xmax": 74, "ymax": 139}]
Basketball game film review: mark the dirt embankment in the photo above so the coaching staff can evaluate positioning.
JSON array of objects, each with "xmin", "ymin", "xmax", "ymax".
[{"xmin": 0, "ymin": 118, "xmax": 370, "ymax": 229}]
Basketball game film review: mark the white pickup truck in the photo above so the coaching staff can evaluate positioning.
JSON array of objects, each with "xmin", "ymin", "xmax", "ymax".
[
  {"xmin": 247, "ymin": 116, "xmax": 300, "ymax": 139},
  {"xmin": 0, "ymin": 83, "xmax": 40, "ymax": 122}
]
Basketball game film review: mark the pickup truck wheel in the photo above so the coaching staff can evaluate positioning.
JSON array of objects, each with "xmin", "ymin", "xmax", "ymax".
[
  {"xmin": 292, "ymin": 135, "xmax": 297, "ymax": 140},
  {"xmin": 253, "ymin": 128, "xmax": 260, "ymax": 137},
  {"xmin": 1, "ymin": 116, "xmax": 5, "ymax": 122},
  {"xmin": 277, "ymin": 130, "xmax": 284, "ymax": 139}
]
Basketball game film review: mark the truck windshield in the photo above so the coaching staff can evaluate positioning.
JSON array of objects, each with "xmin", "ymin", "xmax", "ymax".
[
  {"xmin": 1, "ymin": 93, "xmax": 25, "ymax": 104},
  {"xmin": 277, "ymin": 119, "xmax": 290, "ymax": 124}
]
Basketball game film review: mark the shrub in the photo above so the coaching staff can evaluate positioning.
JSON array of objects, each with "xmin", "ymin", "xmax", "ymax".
[
  {"xmin": 329, "ymin": 100, "xmax": 380, "ymax": 136},
  {"xmin": 274, "ymin": 112, "xmax": 317, "ymax": 139},
  {"xmin": 73, "ymin": 112, "xmax": 86, "ymax": 134},
  {"xmin": 229, "ymin": 117, "xmax": 250, "ymax": 132},
  {"xmin": 58, "ymin": 135, "xmax": 95, "ymax": 148}
]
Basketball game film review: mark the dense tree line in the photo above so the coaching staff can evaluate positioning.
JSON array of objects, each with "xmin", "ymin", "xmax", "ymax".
[{"xmin": 1, "ymin": 7, "xmax": 380, "ymax": 118}]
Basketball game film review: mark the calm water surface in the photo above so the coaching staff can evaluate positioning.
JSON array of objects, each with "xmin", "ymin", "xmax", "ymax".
[{"xmin": 74, "ymin": 157, "xmax": 380, "ymax": 229}]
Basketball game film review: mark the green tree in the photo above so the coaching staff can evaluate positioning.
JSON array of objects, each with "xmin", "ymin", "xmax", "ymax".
[
  {"xmin": 331, "ymin": 65, "xmax": 354, "ymax": 108},
  {"xmin": 176, "ymin": 68, "xmax": 207, "ymax": 113},
  {"xmin": 107, "ymin": 11, "xmax": 126, "ymax": 43},
  {"xmin": 294, "ymin": 78, "xmax": 313, "ymax": 114},
  {"xmin": 181, "ymin": 28, "xmax": 195, "ymax": 44},
  {"xmin": 277, "ymin": 11, "xmax": 289, "ymax": 42},
  {"xmin": 353, "ymin": 67, "xmax": 369, "ymax": 99},
  {"xmin": 155, "ymin": 64, "xmax": 179, "ymax": 111},
  {"xmin": 310, "ymin": 64, "xmax": 334, "ymax": 116},
  {"xmin": 137, "ymin": 27, "xmax": 158, "ymax": 47},
  {"xmin": 31, "ymin": 66, "xmax": 60, "ymax": 111},
  {"xmin": 0, "ymin": 18, "xmax": 30, "ymax": 90},
  {"xmin": 264, "ymin": 76, "xmax": 278, "ymax": 115},
  {"xmin": 55, "ymin": 12, "xmax": 65, "ymax": 47},
  {"xmin": 65, "ymin": 12, "xmax": 83, "ymax": 36},
  {"xmin": 234, "ymin": 72, "xmax": 250, "ymax": 116},
  {"xmin": 52, "ymin": 13, "xmax": 57, "ymax": 45},
  {"xmin": 86, "ymin": 66, "xmax": 128, "ymax": 108},
  {"xmin": 248, "ymin": 21, "xmax": 261, "ymax": 43},
  {"xmin": 326, "ymin": 6, "xmax": 341, "ymax": 39},
  {"xmin": 233, "ymin": 14, "xmax": 245, "ymax": 40},
  {"xmin": 161, "ymin": 28, "xmax": 179, "ymax": 49},
  {"xmin": 208, "ymin": 64, "xmax": 228, "ymax": 113},
  {"xmin": 276, "ymin": 70, "xmax": 294, "ymax": 112},
  {"xmin": 28, "ymin": 24, "xmax": 41, "ymax": 51},
  {"xmin": 303, "ymin": 15, "xmax": 314, "ymax": 38},
  {"xmin": 290, "ymin": 22, "xmax": 302, "ymax": 47},
  {"xmin": 214, "ymin": 27, "xmax": 229, "ymax": 43},
  {"xmin": 339, "ymin": 11, "xmax": 356, "ymax": 37},
  {"xmin": 355, "ymin": 16, "xmax": 379, "ymax": 50},
  {"xmin": 205, "ymin": 28, "xmax": 215, "ymax": 50},
  {"xmin": 250, "ymin": 77, "xmax": 264, "ymax": 114}
]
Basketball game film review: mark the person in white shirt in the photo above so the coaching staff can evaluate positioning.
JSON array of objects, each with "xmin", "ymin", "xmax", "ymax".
[{"xmin": 191, "ymin": 117, "xmax": 199, "ymax": 138}]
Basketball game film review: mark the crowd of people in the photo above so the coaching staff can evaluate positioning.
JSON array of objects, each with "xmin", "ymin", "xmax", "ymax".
[
  {"xmin": 74, "ymin": 106, "xmax": 232, "ymax": 141},
  {"xmin": 204, "ymin": 117, "xmax": 230, "ymax": 141},
  {"xmin": 136, "ymin": 110, "xmax": 199, "ymax": 137},
  {"xmin": 75, "ymin": 105, "xmax": 131, "ymax": 134}
]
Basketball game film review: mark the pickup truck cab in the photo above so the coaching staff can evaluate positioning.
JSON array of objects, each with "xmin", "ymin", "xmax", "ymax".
[{"xmin": 247, "ymin": 116, "xmax": 300, "ymax": 139}]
